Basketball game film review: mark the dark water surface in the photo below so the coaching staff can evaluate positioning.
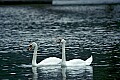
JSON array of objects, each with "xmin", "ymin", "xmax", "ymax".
[{"xmin": 0, "ymin": 4, "xmax": 120, "ymax": 80}]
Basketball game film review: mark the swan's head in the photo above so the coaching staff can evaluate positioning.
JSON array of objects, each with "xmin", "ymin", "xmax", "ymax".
[
  {"xmin": 57, "ymin": 38, "xmax": 66, "ymax": 44},
  {"xmin": 28, "ymin": 42, "xmax": 37, "ymax": 50}
]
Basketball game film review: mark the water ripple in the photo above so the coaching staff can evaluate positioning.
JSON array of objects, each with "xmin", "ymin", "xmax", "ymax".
[{"xmin": 0, "ymin": 5, "xmax": 120, "ymax": 80}]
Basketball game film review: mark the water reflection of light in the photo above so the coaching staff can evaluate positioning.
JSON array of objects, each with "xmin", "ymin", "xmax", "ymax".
[
  {"xmin": 67, "ymin": 66, "xmax": 93, "ymax": 80},
  {"xmin": 32, "ymin": 66, "xmax": 93, "ymax": 80}
]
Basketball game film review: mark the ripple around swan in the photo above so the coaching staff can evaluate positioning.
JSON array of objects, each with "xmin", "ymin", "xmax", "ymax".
[{"xmin": 0, "ymin": 4, "xmax": 120, "ymax": 80}]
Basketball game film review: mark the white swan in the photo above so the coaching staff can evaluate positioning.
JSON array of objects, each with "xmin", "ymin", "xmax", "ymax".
[
  {"xmin": 29, "ymin": 39, "xmax": 92, "ymax": 67},
  {"xmin": 57, "ymin": 38, "xmax": 93, "ymax": 67},
  {"xmin": 28, "ymin": 42, "xmax": 61, "ymax": 67}
]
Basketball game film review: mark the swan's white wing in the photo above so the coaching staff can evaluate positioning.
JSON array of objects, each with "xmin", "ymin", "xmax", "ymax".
[
  {"xmin": 66, "ymin": 59, "xmax": 86, "ymax": 66},
  {"xmin": 37, "ymin": 57, "xmax": 61, "ymax": 66},
  {"xmin": 66, "ymin": 56, "xmax": 93, "ymax": 66}
]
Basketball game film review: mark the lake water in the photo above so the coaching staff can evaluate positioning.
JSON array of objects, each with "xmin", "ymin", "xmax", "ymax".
[{"xmin": 0, "ymin": 4, "xmax": 120, "ymax": 80}]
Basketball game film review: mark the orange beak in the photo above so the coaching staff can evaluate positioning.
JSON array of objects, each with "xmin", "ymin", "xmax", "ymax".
[
  {"xmin": 28, "ymin": 45, "xmax": 32, "ymax": 50},
  {"xmin": 56, "ymin": 39, "xmax": 61, "ymax": 44}
]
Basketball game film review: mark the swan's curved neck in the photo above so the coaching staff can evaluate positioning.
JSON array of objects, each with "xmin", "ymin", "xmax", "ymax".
[
  {"xmin": 32, "ymin": 44, "xmax": 38, "ymax": 66},
  {"xmin": 61, "ymin": 40, "xmax": 66, "ymax": 66}
]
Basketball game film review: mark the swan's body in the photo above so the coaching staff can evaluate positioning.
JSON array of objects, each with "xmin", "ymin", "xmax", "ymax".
[
  {"xmin": 29, "ymin": 39, "xmax": 92, "ymax": 67},
  {"xmin": 37, "ymin": 57, "xmax": 61, "ymax": 66},
  {"xmin": 66, "ymin": 55, "xmax": 92, "ymax": 66},
  {"xmin": 29, "ymin": 42, "xmax": 61, "ymax": 67}
]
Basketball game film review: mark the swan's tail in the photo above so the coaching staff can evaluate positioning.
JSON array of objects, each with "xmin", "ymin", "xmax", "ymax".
[{"xmin": 85, "ymin": 55, "xmax": 93, "ymax": 65}]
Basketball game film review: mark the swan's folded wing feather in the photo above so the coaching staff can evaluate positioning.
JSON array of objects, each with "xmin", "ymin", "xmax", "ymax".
[
  {"xmin": 66, "ymin": 59, "xmax": 85, "ymax": 66},
  {"xmin": 38, "ymin": 57, "xmax": 61, "ymax": 66},
  {"xmin": 85, "ymin": 55, "xmax": 93, "ymax": 65},
  {"xmin": 66, "ymin": 56, "xmax": 93, "ymax": 66}
]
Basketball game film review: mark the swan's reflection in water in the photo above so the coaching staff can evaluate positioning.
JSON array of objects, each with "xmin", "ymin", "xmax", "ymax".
[
  {"xmin": 62, "ymin": 67, "xmax": 66, "ymax": 80},
  {"xmin": 32, "ymin": 66, "xmax": 93, "ymax": 80},
  {"xmin": 32, "ymin": 67, "xmax": 38, "ymax": 80}
]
